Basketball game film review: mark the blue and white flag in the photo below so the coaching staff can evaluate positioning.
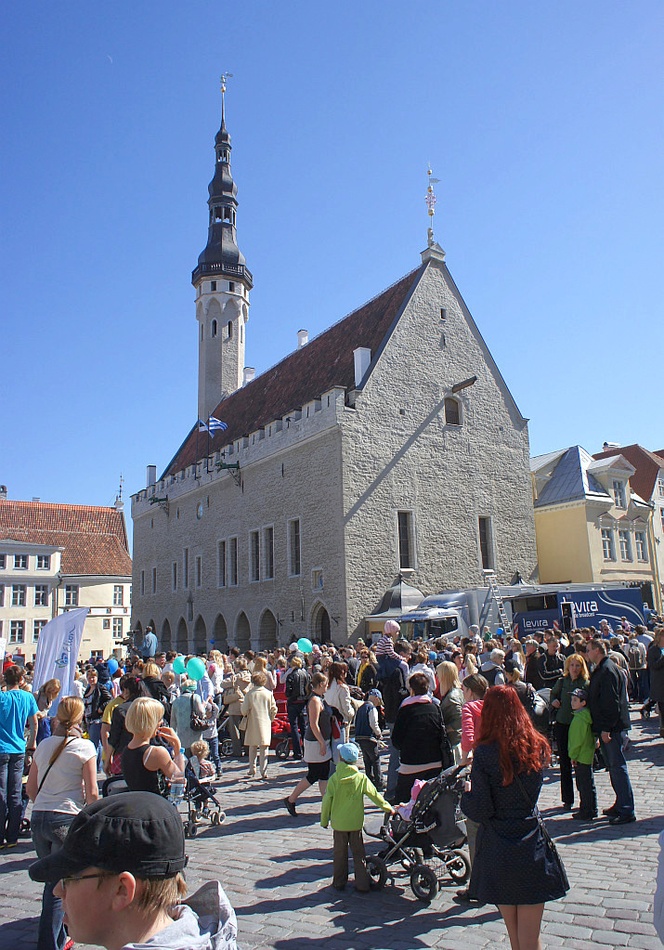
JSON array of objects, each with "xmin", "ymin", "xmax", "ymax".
[
  {"xmin": 208, "ymin": 416, "xmax": 228, "ymax": 434},
  {"xmin": 32, "ymin": 608, "xmax": 89, "ymax": 697},
  {"xmin": 197, "ymin": 419, "xmax": 209, "ymax": 433}
]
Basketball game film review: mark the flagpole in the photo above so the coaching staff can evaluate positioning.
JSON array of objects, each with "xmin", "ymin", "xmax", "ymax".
[
  {"xmin": 195, "ymin": 421, "xmax": 200, "ymax": 481},
  {"xmin": 206, "ymin": 418, "xmax": 211, "ymax": 472}
]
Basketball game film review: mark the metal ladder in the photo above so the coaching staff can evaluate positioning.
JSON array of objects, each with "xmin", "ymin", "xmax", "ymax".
[{"xmin": 483, "ymin": 569, "xmax": 512, "ymax": 634}]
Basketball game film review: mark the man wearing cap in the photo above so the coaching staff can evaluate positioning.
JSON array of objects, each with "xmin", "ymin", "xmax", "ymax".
[{"xmin": 29, "ymin": 791, "xmax": 238, "ymax": 950}]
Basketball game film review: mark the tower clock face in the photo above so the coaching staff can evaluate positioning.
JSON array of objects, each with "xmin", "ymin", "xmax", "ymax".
[{"xmin": 197, "ymin": 503, "xmax": 204, "ymax": 520}]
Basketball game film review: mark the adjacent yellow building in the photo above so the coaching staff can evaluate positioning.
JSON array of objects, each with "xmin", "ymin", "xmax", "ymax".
[{"xmin": 530, "ymin": 447, "xmax": 661, "ymax": 612}]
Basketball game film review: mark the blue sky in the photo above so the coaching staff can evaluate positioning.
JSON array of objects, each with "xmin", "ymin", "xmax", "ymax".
[{"xmin": 2, "ymin": 2, "xmax": 662, "ymax": 548}]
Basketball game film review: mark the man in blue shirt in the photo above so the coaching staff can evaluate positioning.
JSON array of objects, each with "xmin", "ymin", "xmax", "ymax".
[
  {"xmin": 140, "ymin": 627, "xmax": 158, "ymax": 660},
  {"xmin": 0, "ymin": 664, "xmax": 38, "ymax": 847}
]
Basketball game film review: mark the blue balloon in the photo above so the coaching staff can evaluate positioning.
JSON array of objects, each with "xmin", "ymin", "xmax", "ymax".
[
  {"xmin": 297, "ymin": 638, "xmax": 313, "ymax": 654},
  {"xmin": 107, "ymin": 658, "xmax": 119, "ymax": 675}
]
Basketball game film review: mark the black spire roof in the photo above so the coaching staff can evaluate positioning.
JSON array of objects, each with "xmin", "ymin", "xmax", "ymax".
[{"xmin": 192, "ymin": 88, "xmax": 253, "ymax": 288}]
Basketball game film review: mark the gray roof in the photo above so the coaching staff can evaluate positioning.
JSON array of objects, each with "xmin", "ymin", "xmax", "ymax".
[{"xmin": 535, "ymin": 445, "xmax": 610, "ymax": 508}]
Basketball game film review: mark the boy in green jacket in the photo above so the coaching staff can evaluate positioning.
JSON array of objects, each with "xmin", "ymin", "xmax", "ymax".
[
  {"xmin": 568, "ymin": 688, "xmax": 598, "ymax": 821},
  {"xmin": 321, "ymin": 742, "xmax": 393, "ymax": 891}
]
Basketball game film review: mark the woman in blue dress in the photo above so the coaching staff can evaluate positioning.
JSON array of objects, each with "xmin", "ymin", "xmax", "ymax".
[{"xmin": 461, "ymin": 686, "xmax": 568, "ymax": 950}]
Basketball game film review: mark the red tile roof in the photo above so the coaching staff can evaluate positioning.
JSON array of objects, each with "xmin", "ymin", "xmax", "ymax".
[
  {"xmin": 0, "ymin": 501, "xmax": 132, "ymax": 576},
  {"xmin": 162, "ymin": 267, "xmax": 423, "ymax": 477},
  {"xmin": 592, "ymin": 444, "xmax": 664, "ymax": 503}
]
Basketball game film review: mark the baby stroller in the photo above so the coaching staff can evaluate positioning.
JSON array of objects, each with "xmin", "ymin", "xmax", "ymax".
[
  {"xmin": 217, "ymin": 706, "xmax": 234, "ymax": 757},
  {"xmin": 183, "ymin": 762, "xmax": 225, "ymax": 837},
  {"xmin": 365, "ymin": 764, "xmax": 470, "ymax": 903},
  {"xmin": 271, "ymin": 713, "xmax": 292, "ymax": 758}
]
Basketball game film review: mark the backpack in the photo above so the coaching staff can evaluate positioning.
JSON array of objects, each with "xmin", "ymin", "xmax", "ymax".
[
  {"xmin": 189, "ymin": 694, "xmax": 208, "ymax": 732},
  {"xmin": 285, "ymin": 668, "xmax": 309, "ymax": 703},
  {"xmin": 379, "ymin": 665, "xmax": 408, "ymax": 722},
  {"xmin": 627, "ymin": 642, "xmax": 646, "ymax": 670}
]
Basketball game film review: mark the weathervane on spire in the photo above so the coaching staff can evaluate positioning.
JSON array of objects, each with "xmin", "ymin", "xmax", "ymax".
[
  {"xmin": 220, "ymin": 72, "xmax": 233, "ymax": 124},
  {"xmin": 425, "ymin": 165, "xmax": 440, "ymax": 247}
]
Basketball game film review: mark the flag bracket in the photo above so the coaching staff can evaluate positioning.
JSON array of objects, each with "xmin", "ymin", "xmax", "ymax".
[
  {"xmin": 149, "ymin": 496, "xmax": 170, "ymax": 514},
  {"xmin": 216, "ymin": 461, "xmax": 241, "ymax": 486}
]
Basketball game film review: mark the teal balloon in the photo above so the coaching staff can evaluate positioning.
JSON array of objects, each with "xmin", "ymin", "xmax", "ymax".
[
  {"xmin": 107, "ymin": 658, "xmax": 119, "ymax": 675},
  {"xmin": 186, "ymin": 657, "xmax": 206, "ymax": 681},
  {"xmin": 172, "ymin": 656, "xmax": 187, "ymax": 675},
  {"xmin": 297, "ymin": 638, "xmax": 313, "ymax": 654}
]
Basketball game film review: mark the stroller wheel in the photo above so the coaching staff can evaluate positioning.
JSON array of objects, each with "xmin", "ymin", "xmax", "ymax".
[
  {"xmin": 275, "ymin": 739, "xmax": 290, "ymax": 759},
  {"xmin": 221, "ymin": 738, "xmax": 234, "ymax": 757},
  {"xmin": 641, "ymin": 707, "xmax": 650, "ymax": 719},
  {"xmin": 211, "ymin": 811, "xmax": 222, "ymax": 825},
  {"xmin": 365, "ymin": 855, "xmax": 388, "ymax": 890},
  {"xmin": 186, "ymin": 820, "xmax": 198, "ymax": 838},
  {"xmin": 410, "ymin": 865, "xmax": 438, "ymax": 903},
  {"xmin": 19, "ymin": 819, "xmax": 31, "ymax": 835},
  {"xmin": 445, "ymin": 850, "xmax": 470, "ymax": 883}
]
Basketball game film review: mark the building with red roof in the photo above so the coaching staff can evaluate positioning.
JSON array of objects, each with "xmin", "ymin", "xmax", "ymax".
[{"xmin": 0, "ymin": 489, "xmax": 132, "ymax": 661}]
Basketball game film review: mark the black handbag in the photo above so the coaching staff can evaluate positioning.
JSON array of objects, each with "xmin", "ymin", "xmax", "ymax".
[{"xmin": 189, "ymin": 695, "xmax": 208, "ymax": 732}]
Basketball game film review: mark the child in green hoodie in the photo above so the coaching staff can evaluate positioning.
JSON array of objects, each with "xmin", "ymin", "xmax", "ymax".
[
  {"xmin": 321, "ymin": 742, "xmax": 393, "ymax": 891},
  {"xmin": 568, "ymin": 688, "xmax": 598, "ymax": 821}
]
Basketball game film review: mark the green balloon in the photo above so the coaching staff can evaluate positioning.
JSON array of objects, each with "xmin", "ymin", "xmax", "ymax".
[
  {"xmin": 297, "ymin": 637, "xmax": 313, "ymax": 654},
  {"xmin": 172, "ymin": 656, "xmax": 186, "ymax": 675},
  {"xmin": 186, "ymin": 657, "xmax": 206, "ymax": 681}
]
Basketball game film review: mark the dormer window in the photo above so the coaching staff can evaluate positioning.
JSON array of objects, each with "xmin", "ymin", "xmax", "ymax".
[{"xmin": 612, "ymin": 479, "xmax": 627, "ymax": 509}]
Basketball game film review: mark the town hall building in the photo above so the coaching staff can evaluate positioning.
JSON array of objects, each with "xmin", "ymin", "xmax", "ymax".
[{"xmin": 131, "ymin": 88, "xmax": 538, "ymax": 653}]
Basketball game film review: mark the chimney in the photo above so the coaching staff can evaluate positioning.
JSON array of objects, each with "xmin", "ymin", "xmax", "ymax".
[
  {"xmin": 353, "ymin": 347, "xmax": 371, "ymax": 387},
  {"xmin": 243, "ymin": 367, "xmax": 256, "ymax": 386},
  {"xmin": 297, "ymin": 329, "xmax": 309, "ymax": 349},
  {"xmin": 32, "ymin": 497, "xmax": 40, "ymax": 502},
  {"xmin": 0, "ymin": 485, "xmax": 7, "ymax": 500},
  {"xmin": 602, "ymin": 441, "xmax": 621, "ymax": 451},
  {"xmin": 146, "ymin": 465, "xmax": 157, "ymax": 487}
]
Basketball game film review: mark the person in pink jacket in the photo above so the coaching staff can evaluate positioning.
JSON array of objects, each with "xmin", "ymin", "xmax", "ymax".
[{"xmin": 457, "ymin": 672, "xmax": 489, "ymax": 902}]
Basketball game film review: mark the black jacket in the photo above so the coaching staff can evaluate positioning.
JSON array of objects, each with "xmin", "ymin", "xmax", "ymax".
[
  {"xmin": 587, "ymin": 656, "xmax": 630, "ymax": 735},
  {"xmin": 391, "ymin": 700, "xmax": 445, "ymax": 766}
]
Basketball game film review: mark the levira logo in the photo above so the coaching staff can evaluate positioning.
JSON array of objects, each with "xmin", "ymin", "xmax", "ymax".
[{"xmin": 54, "ymin": 625, "xmax": 77, "ymax": 669}]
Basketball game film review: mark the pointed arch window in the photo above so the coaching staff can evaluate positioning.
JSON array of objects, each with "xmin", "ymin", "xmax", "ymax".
[
  {"xmin": 211, "ymin": 320, "xmax": 218, "ymax": 338},
  {"xmin": 444, "ymin": 397, "xmax": 461, "ymax": 426}
]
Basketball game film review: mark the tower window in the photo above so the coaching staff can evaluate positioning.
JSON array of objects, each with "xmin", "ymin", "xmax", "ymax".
[
  {"xmin": 210, "ymin": 281, "xmax": 217, "ymax": 292},
  {"xmin": 478, "ymin": 516, "xmax": 494, "ymax": 570},
  {"xmin": 211, "ymin": 320, "xmax": 217, "ymax": 338},
  {"xmin": 228, "ymin": 282, "xmax": 235, "ymax": 293},
  {"xmin": 397, "ymin": 511, "xmax": 416, "ymax": 570},
  {"xmin": 444, "ymin": 397, "xmax": 461, "ymax": 426},
  {"xmin": 227, "ymin": 321, "xmax": 233, "ymax": 339},
  {"xmin": 223, "ymin": 208, "xmax": 232, "ymax": 221},
  {"xmin": 214, "ymin": 207, "xmax": 222, "ymax": 222}
]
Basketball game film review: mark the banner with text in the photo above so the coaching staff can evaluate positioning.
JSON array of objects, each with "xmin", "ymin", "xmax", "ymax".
[{"xmin": 32, "ymin": 608, "xmax": 89, "ymax": 696}]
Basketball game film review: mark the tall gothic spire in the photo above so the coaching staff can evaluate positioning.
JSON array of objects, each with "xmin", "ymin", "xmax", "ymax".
[{"xmin": 191, "ymin": 77, "xmax": 253, "ymax": 289}]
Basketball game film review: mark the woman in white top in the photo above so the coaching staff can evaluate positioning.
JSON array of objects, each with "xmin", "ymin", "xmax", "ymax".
[
  {"xmin": 26, "ymin": 696, "xmax": 98, "ymax": 950},
  {"xmin": 324, "ymin": 661, "xmax": 355, "ymax": 756}
]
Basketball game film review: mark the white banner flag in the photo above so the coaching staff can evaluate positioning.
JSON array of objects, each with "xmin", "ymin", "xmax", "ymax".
[{"xmin": 32, "ymin": 608, "xmax": 89, "ymax": 697}]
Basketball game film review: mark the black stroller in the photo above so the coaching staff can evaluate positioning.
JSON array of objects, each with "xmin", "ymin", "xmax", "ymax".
[
  {"xmin": 182, "ymin": 762, "xmax": 225, "ymax": 837},
  {"xmin": 364, "ymin": 764, "xmax": 470, "ymax": 902}
]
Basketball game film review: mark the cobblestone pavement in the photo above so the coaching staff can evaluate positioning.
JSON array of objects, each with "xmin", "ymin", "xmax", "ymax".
[{"xmin": 1, "ymin": 710, "xmax": 661, "ymax": 950}]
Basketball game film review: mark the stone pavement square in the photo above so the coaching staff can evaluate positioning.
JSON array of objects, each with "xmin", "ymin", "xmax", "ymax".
[{"xmin": 0, "ymin": 710, "xmax": 661, "ymax": 949}]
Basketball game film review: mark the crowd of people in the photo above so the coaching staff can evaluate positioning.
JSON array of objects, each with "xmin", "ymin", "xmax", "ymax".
[{"xmin": 0, "ymin": 611, "xmax": 662, "ymax": 950}]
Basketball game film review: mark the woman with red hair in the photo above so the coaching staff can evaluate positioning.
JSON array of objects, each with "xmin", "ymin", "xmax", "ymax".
[{"xmin": 461, "ymin": 686, "xmax": 568, "ymax": 950}]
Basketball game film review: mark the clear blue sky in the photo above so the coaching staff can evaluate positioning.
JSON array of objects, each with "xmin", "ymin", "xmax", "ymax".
[{"xmin": 2, "ymin": 2, "xmax": 662, "ymax": 549}]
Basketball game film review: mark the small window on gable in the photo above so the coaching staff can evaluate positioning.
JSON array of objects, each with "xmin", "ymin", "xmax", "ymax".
[
  {"xmin": 211, "ymin": 320, "xmax": 217, "ymax": 338},
  {"xmin": 444, "ymin": 397, "xmax": 461, "ymax": 426}
]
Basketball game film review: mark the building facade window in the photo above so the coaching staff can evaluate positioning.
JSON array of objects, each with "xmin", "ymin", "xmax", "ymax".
[
  {"xmin": 12, "ymin": 585, "xmax": 27, "ymax": 607},
  {"xmin": 660, "ymin": 508, "xmax": 664, "ymax": 533},
  {"xmin": 612, "ymin": 480, "xmax": 627, "ymax": 509},
  {"xmin": 113, "ymin": 585, "xmax": 124, "ymax": 606},
  {"xmin": 263, "ymin": 527, "xmax": 274, "ymax": 580},
  {"xmin": 152, "ymin": 567, "xmax": 157, "ymax": 594},
  {"xmin": 618, "ymin": 530, "xmax": 632, "ymax": 561},
  {"xmin": 635, "ymin": 531, "xmax": 647, "ymax": 561},
  {"xmin": 0, "ymin": 554, "xmax": 6, "ymax": 569},
  {"xmin": 10, "ymin": 620, "xmax": 25, "ymax": 643},
  {"xmin": 0, "ymin": 585, "xmax": 4, "ymax": 607},
  {"xmin": 183, "ymin": 548, "xmax": 189, "ymax": 589},
  {"xmin": 312, "ymin": 568, "xmax": 324, "ymax": 590},
  {"xmin": 33, "ymin": 620, "xmax": 47, "ymax": 642},
  {"xmin": 37, "ymin": 555, "xmax": 51, "ymax": 570},
  {"xmin": 113, "ymin": 618, "xmax": 123, "ymax": 639},
  {"xmin": 217, "ymin": 541, "xmax": 226, "ymax": 588},
  {"xmin": 397, "ymin": 511, "xmax": 416, "ymax": 571},
  {"xmin": 601, "ymin": 528, "xmax": 615, "ymax": 560},
  {"xmin": 478, "ymin": 516, "xmax": 494, "ymax": 570},
  {"xmin": 196, "ymin": 556, "xmax": 202, "ymax": 588},
  {"xmin": 229, "ymin": 538, "xmax": 238, "ymax": 586},
  {"xmin": 658, "ymin": 476, "xmax": 664, "ymax": 498},
  {"xmin": 172, "ymin": 561, "xmax": 178, "ymax": 591},
  {"xmin": 288, "ymin": 519, "xmax": 301, "ymax": 577},
  {"xmin": 34, "ymin": 584, "xmax": 49, "ymax": 607},
  {"xmin": 14, "ymin": 554, "xmax": 28, "ymax": 570},
  {"xmin": 444, "ymin": 397, "xmax": 461, "ymax": 426},
  {"xmin": 250, "ymin": 531, "xmax": 260, "ymax": 582},
  {"xmin": 64, "ymin": 585, "xmax": 79, "ymax": 607}
]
